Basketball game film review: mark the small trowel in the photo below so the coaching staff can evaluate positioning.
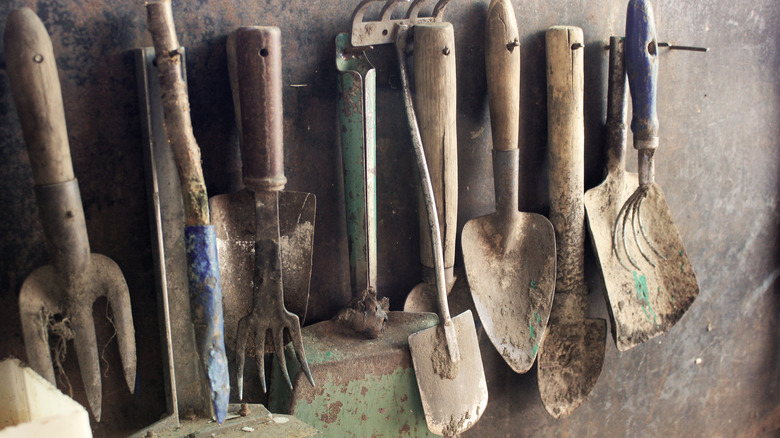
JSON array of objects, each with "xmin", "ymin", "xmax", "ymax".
[{"xmin": 462, "ymin": 0, "xmax": 557, "ymax": 374}]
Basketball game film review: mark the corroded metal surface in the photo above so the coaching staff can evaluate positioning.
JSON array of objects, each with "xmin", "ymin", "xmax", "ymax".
[{"xmin": 268, "ymin": 312, "xmax": 439, "ymax": 437}]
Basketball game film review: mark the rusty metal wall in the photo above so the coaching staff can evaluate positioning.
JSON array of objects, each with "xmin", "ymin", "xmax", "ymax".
[{"xmin": 0, "ymin": 0, "xmax": 777, "ymax": 436}]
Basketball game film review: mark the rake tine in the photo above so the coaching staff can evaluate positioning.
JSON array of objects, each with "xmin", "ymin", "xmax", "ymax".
[
  {"xmin": 19, "ymin": 269, "xmax": 59, "ymax": 384},
  {"xmin": 381, "ymin": 0, "xmax": 407, "ymax": 21},
  {"xmin": 288, "ymin": 319, "xmax": 315, "ymax": 387},
  {"xmin": 637, "ymin": 191, "xmax": 667, "ymax": 260},
  {"xmin": 236, "ymin": 317, "xmax": 250, "ymax": 399},
  {"xmin": 612, "ymin": 201, "xmax": 634, "ymax": 272},
  {"xmin": 614, "ymin": 189, "xmax": 642, "ymax": 270},
  {"xmin": 630, "ymin": 189, "xmax": 656, "ymax": 268},
  {"xmin": 71, "ymin": 307, "xmax": 102, "ymax": 421},
  {"xmin": 352, "ymin": 0, "xmax": 389, "ymax": 24},
  {"xmin": 351, "ymin": 0, "xmax": 407, "ymax": 47},
  {"xmin": 431, "ymin": 0, "xmax": 454, "ymax": 21},
  {"xmin": 99, "ymin": 255, "xmax": 137, "ymax": 393},
  {"xmin": 274, "ymin": 329, "xmax": 293, "ymax": 390},
  {"xmin": 255, "ymin": 327, "xmax": 268, "ymax": 394},
  {"xmin": 405, "ymin": 0, "xmax": 431, "ymax": 20},
  {"xmin": 622, "ymin": 191, "xmax": 643, "ymax": 270}
]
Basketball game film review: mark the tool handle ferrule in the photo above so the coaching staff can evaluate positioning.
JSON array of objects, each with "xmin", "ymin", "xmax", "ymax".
[
  {"xmin": 35, "ymin": 179, "xmax": 90, "ymax": 278},
  {"xmin": 626, "ymin": 0, "xmax": 659, "ymax": 151},
  {"xmin": 228, "ymin": 27, "xmax": 286, "ymax": 192}
]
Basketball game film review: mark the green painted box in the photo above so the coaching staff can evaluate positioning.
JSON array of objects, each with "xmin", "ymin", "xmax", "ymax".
[{"xmin": 269, "ymin": 312, "xmax": 438, "ymax": 437}]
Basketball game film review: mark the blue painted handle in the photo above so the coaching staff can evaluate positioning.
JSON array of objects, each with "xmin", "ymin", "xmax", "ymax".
[
  {"xmin": 626, "ymin": 0, "xmax": 659, "ymax": 150},
  {"xmin": 184, "ymin": 225, "xmax": 229, "ymax": 424}
]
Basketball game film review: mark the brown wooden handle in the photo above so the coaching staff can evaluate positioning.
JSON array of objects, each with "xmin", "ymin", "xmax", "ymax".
[
  {"xmin": 413, "ymin": 23, "xmax": 458, "ymax": 271},
  {"xmin": 4, "ymin": 8, "xmax": 74, "ymax": 186},
  {"xmin": 227, "ymin": 27, "xmax": 286, "ymax": 192},
  {"xmin": 146, "ymin": 1, "xmax": 210, "ymax": 225},
  {"xmin": 485, "ymin": 0, "xmax": 520, "ymax": 152},
  {"xmin": 546, "ymin": 26, "xmax": 586, "ymax": 300}
]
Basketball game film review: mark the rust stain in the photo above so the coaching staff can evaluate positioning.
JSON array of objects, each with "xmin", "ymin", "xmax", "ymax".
[{"xmin": 319, "ymin": 401, "xmax": 343, "ymax": 424}]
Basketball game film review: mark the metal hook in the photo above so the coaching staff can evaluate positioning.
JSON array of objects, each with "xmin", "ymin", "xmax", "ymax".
[{"xmin": 657, "ymin": 41, "xmax": 709, "ymax": 52}]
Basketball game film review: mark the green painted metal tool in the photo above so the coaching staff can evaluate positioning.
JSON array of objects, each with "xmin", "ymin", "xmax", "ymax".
[
  {"xmin": 331, "ymin": 32, "xmax": 388, "ymax": 337},
  {"xmin": 266, "ymin": 10, "xmax": 458, "ymax": 435}
]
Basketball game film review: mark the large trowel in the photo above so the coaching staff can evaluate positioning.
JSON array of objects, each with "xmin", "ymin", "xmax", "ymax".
[
  {"xmin": 210, "ymin": 27, "xmax": 316, "ymax": 398},
  {"xmin": 585, "ymin": 1, "xmax": 700, "ymax": 352},
  {"xmin": 537, "ymin": 26, "xmax": 606, "ymax": 419}
]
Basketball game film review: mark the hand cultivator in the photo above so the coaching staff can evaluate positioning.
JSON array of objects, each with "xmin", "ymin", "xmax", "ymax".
[{"xmin": 6, "ymin": 8, "xmax": 136, "ymax": 422}]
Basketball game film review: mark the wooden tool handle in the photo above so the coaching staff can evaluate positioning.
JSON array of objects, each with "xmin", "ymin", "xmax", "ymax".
[
  {"xmin": 485, "ymin": 0, "xmax": 520, "ymax": 152},
  {"xmin": 413, "ymin": 22, "xmax": 458, "ymax": 271},
  {"xmin": 626, "ymin": 0, "xmax": 659, "ymax": 151},
  {"xmin": 4, "ymin": 8, "xmax": 74, "ymax": 186},
  {"xmin": 546, "ymin": 26, "xmax": 586, "ymax": 302},
  {"xmin": 146, "ymin": 0, "xmax": 210, "ymax": 225},
  {"xmin": 605, "ymin": 36, "xmax": 628, "ymax": 175},
  {"xmin": 227, "ymin": 27, "xmax": 286, "ymax": 192}
]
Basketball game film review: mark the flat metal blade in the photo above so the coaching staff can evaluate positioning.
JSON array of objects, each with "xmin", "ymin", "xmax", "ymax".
[
  {"xmin": 408, "ymin": 310, "xmax": 488, "ymax": 436},
  {"xmin": 462, "ymin": 212, "xmax": 556, "ymax": 373},
  {"xmin": 584, "ymin": 175, "xmax": 699, "ymax": 351}
]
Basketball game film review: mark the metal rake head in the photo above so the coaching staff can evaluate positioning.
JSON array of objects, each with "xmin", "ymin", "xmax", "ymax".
[
  {"xmin": 350, "ymin": 0, "xmax": 454, "ymax": 47},
  {"xmin": 235, "ymin": 307, "xmax": 314, "ymax": 398},
  {"xmin": 612, "ymin": 149, "xmax": 667, "ymax": 272},
  {"xmin": 612, "ymin": 184, "xmax": 666, "ymax": 272},
  {"xmin": 19, "ymin": 254, "xmax": 136, "ymax": 422},
  {"xmin": 235, "ymin": 237, "xmax": 314, "ymax": 399}
]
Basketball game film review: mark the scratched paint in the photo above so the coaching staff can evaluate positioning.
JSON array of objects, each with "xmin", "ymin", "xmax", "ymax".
[{"xmin": 633, "ymin": 271, "xmax": 658, "ymax": 325}]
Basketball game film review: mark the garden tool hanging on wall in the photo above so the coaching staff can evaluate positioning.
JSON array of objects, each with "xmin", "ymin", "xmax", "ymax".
[
  {"xmin": 146, "ymin": 0, "xmax": 229, "ymax": 423},
  {"xmin": 210, "ymin": 26, "xmax": 316, "ymax": 399},
  {"xmin": 7, "ymin": 7, "xmax": 136, "ymax": 422},
  {"xmin": 331, "ymin": 32, "xmax": 389, "ymax": 338},
  {"xmin": 585, "ymin": 0, "xmax": 701, "ymax": 352}
]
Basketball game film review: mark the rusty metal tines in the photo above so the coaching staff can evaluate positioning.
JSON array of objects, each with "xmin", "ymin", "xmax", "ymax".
[{"xmin": 350, "ymin": 0, "xmax": 454, "ymax": 47}]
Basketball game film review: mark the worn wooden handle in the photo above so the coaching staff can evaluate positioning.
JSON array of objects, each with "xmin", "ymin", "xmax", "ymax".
[
  {"xmin": 413, "ymin": 22, "xmax": 458, "ymax": 271},
  {"xmin": 4, "ymin": 8, "xmax": 74, "ymax": 185},
  {"xmin": 227, "ymin": 26, "xmax": 286, "ymax": 192},
  {"xmin": 486, "ymin": 0, "xmax": 520, "ymax": 152},
  {"xmin": 605, "ymin": 36, "xmax": 628, "ymax": 175},
  {"xmin": 626, "ymin": 0, "xmax": 659, "ymax": 151},
  {"xmin": 546, "ymin": 26, "xmax": 585, "ymax": 300},
  {"xmin": 146, "ymin": 0, "xmax": 210, "ymax": 225}
]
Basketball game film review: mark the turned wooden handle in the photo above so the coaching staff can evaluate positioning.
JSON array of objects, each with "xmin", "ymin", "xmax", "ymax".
[
  {"xmin": 546, "ymin": 26, "xmax": 586, "ymax": 299},
  {"xmin": 146, "ymin": 0, "xmax": 210, "ymax": 225},
  {"xmin": 485, "ymin": 0, "xmax": 520, "ymax": 153},
  {"xmin": 227, "ymin": 26, "xmax": 286, "ymax": 192},
  {"xmin": 4, "ymin": 8, "xmax": 74, "ymax": 185},
  {"xmin": 413, "ymin": 22, "xmax": 458, "ymax": 271}
]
